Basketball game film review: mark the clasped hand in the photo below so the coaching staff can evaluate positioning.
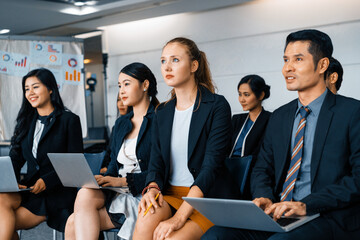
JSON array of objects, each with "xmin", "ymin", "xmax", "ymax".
[
  {"xmin": 95, "ymin": 175, "xmax": 126, "ymax": 187},
  {"xmin": 253, "ymin": 197, "xmax": 306, "ymax": 221}
]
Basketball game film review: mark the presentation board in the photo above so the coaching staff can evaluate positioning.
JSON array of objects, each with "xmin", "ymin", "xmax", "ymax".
[{"xmin": 0, "ymin": 36, "xmax": 87, "ymax": 140}]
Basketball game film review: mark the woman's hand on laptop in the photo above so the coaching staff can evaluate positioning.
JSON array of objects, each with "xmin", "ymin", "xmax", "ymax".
[
  {"xmin": 18, "ymin": 184, "xmax": 27, "ymax": 189},
  {"xmin": 265, "ymin": 201, "xmax": 306, "ymax": 221},
  {"xmin": 95, "ymin": 175, "xmax": 127, "ymax": 187},
  {"xmin": 253, "ymin": 197, "xmax": 273, "ymax": 212},
  {"xmin": 30, "ymin": 178, "xmax": 46, "ymax": 194}
]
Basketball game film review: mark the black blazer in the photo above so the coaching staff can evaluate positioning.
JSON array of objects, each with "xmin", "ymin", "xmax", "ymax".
[
  {"xmin": 146, "ymin": 87, "xmax": 232, "ymax": 196},
  {"xmin": 228, "ymin": 109, "xmax": 271, "ymax": 199},
  {"xmin": 251, "ymin": 91, "xmax": 360, "ymax": 232},
  {"xmin": 105, "ymin": 104, "xmax": 155, "ymax": 196},
  {"xmin": 231, "ymin": 109, "xmax": 271, "ymax": 157},
  {"xmin": 9, "ymin": 108, "xmax": 83, "ymax": 231}
]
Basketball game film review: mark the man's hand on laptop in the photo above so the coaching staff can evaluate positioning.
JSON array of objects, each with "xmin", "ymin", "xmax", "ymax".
[
  {"xmin": 265, "ymin": 201, "xmax": 306, "ymax": 221},
  {"xmin": 253, "ymin": 197, "xmax": 273, "ymax": 212},
  {"xmin": 95, "ymin": 175, "xmax": 127, "ymax": 187}
]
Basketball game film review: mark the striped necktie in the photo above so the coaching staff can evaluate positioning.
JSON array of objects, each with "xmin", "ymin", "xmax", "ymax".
[{"xmin": 280, "ymin": 106, "xmax": 310, "ymax": 202}]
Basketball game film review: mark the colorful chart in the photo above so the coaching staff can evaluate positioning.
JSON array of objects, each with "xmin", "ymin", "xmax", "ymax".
[
  {"xmin": 62, "ymin": 54, "xmax": 83, "ymax": 86},
  {"xmin": 14, "ymin": 57, "xmax": 27, "ymax": 67},
  {"xmin": 65, "ymin": 70, "xmax": 81, "ymax": 82},
  {"xmin": 48, "ymin": 44, "xmax": 60, "ymax": 53},
  {"xmin": 30, "ymin": 42, "xmax": 62, "ymax": 65}
]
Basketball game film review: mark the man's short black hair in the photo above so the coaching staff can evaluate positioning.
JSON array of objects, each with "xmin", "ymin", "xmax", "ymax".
[
  {"xmin": 325, "ymin": 57, "xmax": 343, "ymax": 91},
  {"xmin": 285, "ymin": 29, "xmax": 333, "ymax": 70}
]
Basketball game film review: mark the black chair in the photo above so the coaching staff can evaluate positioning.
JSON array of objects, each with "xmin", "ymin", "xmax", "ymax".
[{"xmin": 84, "ymin": 151, "xmax": 106, "ymax": 175}]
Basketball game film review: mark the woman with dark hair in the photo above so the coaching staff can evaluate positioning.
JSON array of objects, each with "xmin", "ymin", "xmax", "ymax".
[
  {"xmin": 65, "ymin": 62, "xmax": 159, "ymax": 240},
  {"xmin": 133, "ymin": 37, "xmax": 232, "ymax": 240},
  {"xmin": 0, "ymin": 68, "xmax": 83, "ymax": 239},
  {"xmin": 228, "ymin": 74, "xmax": 271, "ymax": 199}
]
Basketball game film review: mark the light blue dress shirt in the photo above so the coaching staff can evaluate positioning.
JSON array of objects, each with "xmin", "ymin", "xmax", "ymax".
[{"xmin": 292, "ymin": 89, "xmax": 327, "ymax": 201}]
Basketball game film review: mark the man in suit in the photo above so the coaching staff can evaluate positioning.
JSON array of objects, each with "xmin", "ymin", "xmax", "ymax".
[{"xmin": 202, "ymin": 29, "xmax": 360, "ymax": 239}]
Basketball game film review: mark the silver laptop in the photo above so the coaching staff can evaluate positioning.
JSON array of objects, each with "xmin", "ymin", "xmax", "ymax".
[
  {"xmin": 183, "ymin": 197, "xmax": 319, "ymax": 232},
  {"xmin": 48, "ymin": 153, "xmax": 124, "ymax": 191},
  {"xmin": 0, "ymin": 156, "xmax": 31, "ymax": 192}
]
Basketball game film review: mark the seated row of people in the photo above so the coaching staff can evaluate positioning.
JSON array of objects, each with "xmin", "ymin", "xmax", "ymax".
[{"xmin": 0, "ymin": 28, "xmax": 358, "ymax": 240}]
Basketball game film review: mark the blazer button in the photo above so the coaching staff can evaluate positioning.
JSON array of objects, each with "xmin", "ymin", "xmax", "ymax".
[
  {"xmin": 190, "ymin": 168, "xmax": 196, "ymax": 173},
  {"xmin": 138, "ymin": 159, "xmax": 142, "ymax": 163}
]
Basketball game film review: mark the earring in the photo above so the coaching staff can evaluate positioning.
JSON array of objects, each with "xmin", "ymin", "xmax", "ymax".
[{"xmin": 144, "ymin": 88, "xmax": 147, "ymax": 92}]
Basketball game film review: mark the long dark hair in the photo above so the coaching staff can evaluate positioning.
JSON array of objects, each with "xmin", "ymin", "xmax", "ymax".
[
  {"xmin": 238, "ymin": 74, "xmax": 270, "ymax": 101},
  {"xmin": 120, "ymin": 62, "xmax": 159, "ymax": 107},
  {"xmin": 10, "ymin": 68, "xmax": 64, "ymax": 149}
]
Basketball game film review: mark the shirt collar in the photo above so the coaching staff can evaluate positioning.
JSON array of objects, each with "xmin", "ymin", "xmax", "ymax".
[{"xmin": 295, "ymin": 88, "xmax": 328, "ymax": 117}]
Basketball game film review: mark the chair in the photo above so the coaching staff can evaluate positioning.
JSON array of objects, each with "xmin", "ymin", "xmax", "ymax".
[
  {"xmin": 52, "ymin": 229, "xmax": 64, "ymax": 240},
  {"xmin": 18, "ymin": 227, "xmax": 64, "ymax": 240},
  {"xmin": 224, "ymin": 155, "xmax": 253, "ymax": 195},
  {"xmin": 103, "ymin": 228, "xmax": 119, "ymax": 240},
  {"xmin": 84, "ymin": 151, "xmax": 106, "ymax": 174}
]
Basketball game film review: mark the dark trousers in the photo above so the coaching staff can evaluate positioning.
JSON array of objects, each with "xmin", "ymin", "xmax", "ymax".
[{"xmin": 201, "ymin": 216, "xmax": 360, "ymax": 240}]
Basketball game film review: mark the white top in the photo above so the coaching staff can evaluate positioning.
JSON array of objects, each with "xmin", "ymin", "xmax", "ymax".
[
  {"xmin": 32, "ymin": 120, "xmax": 45, "ymax": 158},
  {"xmin": 108, "ymin": 137, "xmax": 142, "ymax": 240},
  {"xmin": 169, "ymin": 104, "xmax": 195, "ymax": 187},
  {"xmin": 117, "ymin": 137, "xmax": 141, "ymax": 192}
]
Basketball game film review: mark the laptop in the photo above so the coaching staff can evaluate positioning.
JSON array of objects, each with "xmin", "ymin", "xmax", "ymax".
[
  {"xmin": 183, "ymin": 197, "xmax": 320, "ymax": 232},
  {"xmin": 0, "ymin": 156, "xmax": 31, "ymax": 192},
  {"xmin": 47, "ymin": 153, "xmax": 125, "ymax": 192}
]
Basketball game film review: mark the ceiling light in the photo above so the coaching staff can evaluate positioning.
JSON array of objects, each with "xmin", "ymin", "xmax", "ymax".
[
  {"xmin": 0, "ymin": 29, "xmax": 10, "ymax": 34},
  {"xmin": 75, "ymin": 30, "xmax": 102, "ymax": 39},
  {"xmin": 85, "ymin": 1, "xmax": 97, "ymax": 6},
  {"xmin": 74, "ymin": 2, "xmax": 85, "ymax": 6},
  {"xmin": 60, "ymin": 6, "xmax": 97, "ymax": 15},
  {"xmin": 84, "ymin": 59, "xmax": 91, "ymax": 64}
]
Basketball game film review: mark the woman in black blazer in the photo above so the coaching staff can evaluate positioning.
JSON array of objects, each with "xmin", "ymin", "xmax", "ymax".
[
  {"xmin": 0, "ymin": 68, "xmax": 83, "ymax": 239},
  {"xmin": 65, "ymin": 62, "xmax": 159, "ymax": 240},
  {"xmin": 228, "ymin": 74, "xmax": 271, "ymax": 199},
  {"xmin": 133, "ymin": 38, "xmax": 232, "ymax": 240}
]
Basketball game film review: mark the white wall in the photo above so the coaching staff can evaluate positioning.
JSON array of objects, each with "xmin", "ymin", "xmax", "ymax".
[{"xmin": 100, "ymin": 0, "xmax": 360, "ymax": 128}]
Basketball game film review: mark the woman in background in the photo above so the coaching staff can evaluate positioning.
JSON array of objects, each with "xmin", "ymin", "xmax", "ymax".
[
  {"xmin": 228, "ymin": 74, "xmax": 271, "ymax": 199},
  {"xmin": 0, "ymin": 68, "xmax": 83, "ymax": 240},
  {"xmin": 100, "ymin": 95, "xmax": 129, "ymax": 174},
  {"xmin": 65, "ymin": 62, "xmax": 159, "ymax": 240},
  {"xmin": 133, "ymin": 37, "xmax": 232, "ymax": 240},
  {"xmin": 117, "ymin": 94, "xmax": 129, "ymax": 117}
]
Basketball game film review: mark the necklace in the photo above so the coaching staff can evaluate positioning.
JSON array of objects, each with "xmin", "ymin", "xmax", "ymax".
[{"xmin": 122, "ymin": 138, "xmax": 137, "ymax": 161}]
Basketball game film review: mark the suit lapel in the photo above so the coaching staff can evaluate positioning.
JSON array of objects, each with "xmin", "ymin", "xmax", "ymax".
[
  {"xmin": 137, "ymin": 105, "xmax": 154, "ymax": 146},
  {"xmin": 27, "ymin": 115, "xmax": 37, "ymax": 150},
  {"xmin": 24, "ymin": 114, "xmax": 40, "ymax": 168},
  {"xmin": 158, "ymin": 99, "xmax": 176, "ymax": 163},
  {"xmin": 276, "ymin": 101, "xmax": 297, "ymax": 186},
  {"xmin": 311, "ymin": 92, "xmax": 335, "ymax": 185},
  {"xmin": 188, "ymin": 88, "xmax": 214, "ymax": 160},
  {"xmin": 38, "ymin": 109, "xmax": 61, "ymax": 145}
]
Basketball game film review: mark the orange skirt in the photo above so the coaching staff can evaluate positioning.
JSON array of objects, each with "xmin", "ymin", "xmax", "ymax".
[{"xmin": 163, "ymin": 186, "xmax": 214, "ymax": 233}]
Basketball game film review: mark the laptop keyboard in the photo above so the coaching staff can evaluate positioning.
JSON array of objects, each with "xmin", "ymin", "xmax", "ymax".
[
  {"xmin": 277, "ymin": 217, "xmax": 300, "ymax": 227},
  {"xmin": 268, "ymin": 214, "xmax": 300, "ymax": 227}
]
